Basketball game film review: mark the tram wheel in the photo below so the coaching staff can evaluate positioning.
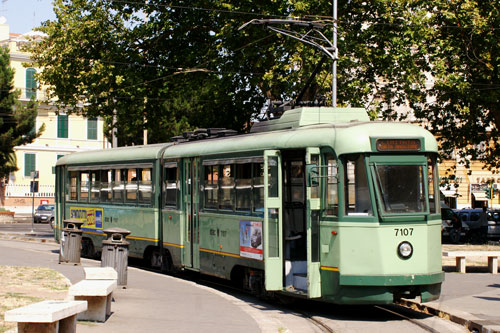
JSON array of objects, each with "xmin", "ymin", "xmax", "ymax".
[{"xmin": 145, "ymin": 247, "xmax": 163, "ymax": 269}]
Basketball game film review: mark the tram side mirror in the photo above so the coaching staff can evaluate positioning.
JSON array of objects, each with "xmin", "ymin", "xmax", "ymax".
[{"xmin": 306, "ymin": 164, "xmax": 319, "ymax": 187}]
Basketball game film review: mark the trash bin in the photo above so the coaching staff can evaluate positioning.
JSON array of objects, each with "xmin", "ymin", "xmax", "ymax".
[
  {"xmin": 101, "ymin": 228, "xmax": 130, "ymax": 287},
  {"xmin": 59, "ymin": 218, "xmax": 84, "ymax": 264}
]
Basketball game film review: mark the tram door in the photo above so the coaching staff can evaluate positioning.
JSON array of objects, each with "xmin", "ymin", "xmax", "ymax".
[
  {"xmin": 183, "ymin": 158, "xmax": 200, "ymax": 271},
  {"xmin": 306, "ymin": 147, "xmax": 321, "ymax": 298},
  {"xmin": 264, "ymin": 150, "xmax": 283, "ymax": 290}
]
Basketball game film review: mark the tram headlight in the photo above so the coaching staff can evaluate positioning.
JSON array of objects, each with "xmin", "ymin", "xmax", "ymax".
[{"xmin": 397, "ymin": 241, "xmax": 413, "ymax": 259}]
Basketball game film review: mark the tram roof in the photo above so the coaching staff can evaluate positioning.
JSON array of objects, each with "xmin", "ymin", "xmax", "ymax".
[
  {"xmin": 163, "ymin": 120, "xmax": 438, "ymax": 158},
  {"xmin": 56, "ymin": 143, "xmax": 171, "ymax": 166},
  {"xmin": 57, "ymin": 107, "xmax": 438, "ymax": 167}
]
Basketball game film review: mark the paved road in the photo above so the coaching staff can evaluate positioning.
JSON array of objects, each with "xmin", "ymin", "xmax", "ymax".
[{"xmin": 0, "ymin": 238, "xmax": 468, "ymax": 333}]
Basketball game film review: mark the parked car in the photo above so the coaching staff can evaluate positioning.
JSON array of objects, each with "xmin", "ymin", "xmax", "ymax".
[
  {"xmin": 486, "ymin": 210, "xmax": 500, "ymax": 240},
  {"xmin": 34, "ymin": 204, "xmax": 55, "ymax": 228},
  {"xmin": 441, "ymin": 207, "xmax": 468, "ymax": 244},
  {"xmin": 455, "ymin": 208, "xmax": 488, "ymax": 244}
]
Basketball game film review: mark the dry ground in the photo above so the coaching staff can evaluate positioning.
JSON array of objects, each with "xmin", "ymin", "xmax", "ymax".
[{"xmin": 0, "ymin": 266, "xmax": 69, "ymax": 333}]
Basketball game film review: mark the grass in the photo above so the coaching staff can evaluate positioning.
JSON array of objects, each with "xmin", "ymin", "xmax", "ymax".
[{"xmin": 0, "ymin": 266, "xmax": 70, "ymax": 332}]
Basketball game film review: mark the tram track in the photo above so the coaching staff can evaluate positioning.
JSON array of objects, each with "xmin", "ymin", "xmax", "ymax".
[
  {"xmin": 192, "ymin": 274, "xmax": 448, "ymax": 333},
  {"xmin": 375, "ymin": 304, "xmax": 443, "ymax": 333}
]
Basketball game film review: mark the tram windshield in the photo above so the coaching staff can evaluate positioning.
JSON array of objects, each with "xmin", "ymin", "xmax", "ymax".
[{"xmin": 373, "ymin": 164, "xmax": 427, "ymax": 214}]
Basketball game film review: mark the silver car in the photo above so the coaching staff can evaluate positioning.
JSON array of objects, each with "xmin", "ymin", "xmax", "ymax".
[{"xmin": 34, "ymin": 204, "xmax": 55, "ymax": 228}]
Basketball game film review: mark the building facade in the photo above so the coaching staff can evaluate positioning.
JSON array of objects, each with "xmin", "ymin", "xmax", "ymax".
[
  {"xmin": 0, "ymin": 24, "xmax": 110, "ymax": 213},
  {"xmin": 440, "ymin": 158, "xmax": 500, "ymax": 210}
]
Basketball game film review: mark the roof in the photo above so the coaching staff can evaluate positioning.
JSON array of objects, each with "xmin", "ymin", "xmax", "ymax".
[
  {"xmin": 56, "ymin": 143, "xmax": 170, "ymax": 166},
  {"xmin": 56, "ymin": 107, "xmax": 438, "ymax": 166}
]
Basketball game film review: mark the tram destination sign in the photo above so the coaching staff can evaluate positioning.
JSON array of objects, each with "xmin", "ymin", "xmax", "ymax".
[{"xmin": 376, "ymin": 139, "xmax": 421, "ymax": 152}]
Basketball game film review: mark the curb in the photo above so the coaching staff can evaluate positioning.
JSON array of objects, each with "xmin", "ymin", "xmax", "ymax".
[
  {"xmin": 400, "ymin": 299, "xmax": 500, "ymax": 333},
  {"xmin": 0, "ymin": 233, "xmax": 56, "ymax": 244}
]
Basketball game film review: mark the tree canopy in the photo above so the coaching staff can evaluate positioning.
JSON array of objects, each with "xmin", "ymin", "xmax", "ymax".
[
  {"xmin": 0, "ymin": 46, "xmax": 41, "ymax": 179},
  {"xmin": 28, "ymin": 0, "xmax": 500, "ymax": 170}
]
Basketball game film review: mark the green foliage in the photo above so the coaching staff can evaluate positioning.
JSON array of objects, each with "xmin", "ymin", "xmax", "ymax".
[
  {"xmin": 0, "ymin": 46, "xmax": 42, "ymax": 179},
  {"xmin": 27, "ymin": 0, "xmax": 500, "ymax": 171},
  {"xmin": 402, "ymin": 1, "xmax": 500, "ymax": 171}
]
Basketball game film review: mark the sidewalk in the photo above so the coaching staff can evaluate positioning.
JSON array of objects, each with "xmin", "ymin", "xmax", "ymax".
[
  {"xmin": 0, "ymin": 238, "xmax": 265, "ymax": 333},
  {"xmin": 402, "ymin": 272, "xmax": 500, "ymax": 333},
  {"xmin": 1, "ymin": 230, "xmax": 499, "ymax": 332}
]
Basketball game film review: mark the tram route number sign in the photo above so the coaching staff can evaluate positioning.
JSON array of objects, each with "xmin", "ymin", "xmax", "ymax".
[
  {"xmin": 240, "ymin": 221, "xmax": 263, "ymax": 260},
  {"xmin": 376, "ymin": 139, "xmax": 421, "ymax": 151}
]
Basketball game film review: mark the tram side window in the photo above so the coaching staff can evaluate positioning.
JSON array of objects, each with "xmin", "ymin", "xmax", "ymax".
[
  {"xmin": 138, "ymin": 168, "xmax": 152, "ymax": 204},
  {"xmin": 204, "ymin": 165, "xmax": 218, "ymax": 209},
  {"xmin": 326, "ymin": 155, "xmax": 338, "ymax": 216},
  {"xmin": 164, "ymin": 165, "xmax": 178, "ymax": 208},
  {"xmin": 253, "ymin": 163, "xmax": 264, "ymax": 214},
  {"xmin": 90, "ymin": 171, "xmax": 100, "ymax": 203},
  {"xmin": 344, "ymin": 154, "xmax": 372, "ymax": 216},
  {"xmin": 126, "ymin": 169, "xmax": 138, "ymax": 203},
  {"xmin": 113, "ymin": 169, "xmax": 125, "ymax": 203},
  {"xmin": 236, "ymin": 164, "xmax": 252, "ymax": 212},
  {"xmin": 69, "ymin": 171, "xmax": 78, "ymax": 201},
  {"xmin": 428, "ymin": 156, "xmax": 438, "ymax": 214},
  {"xmin": 100, "ymin": 169, "xmax": 113, "ymax": 203},
  {"xmin": 80, "ymin": 172, "xmax": 89, "ymax": 202},
  {"xmin": 219, "ymin": 164, "xmax": 235, "ymax": 210}
]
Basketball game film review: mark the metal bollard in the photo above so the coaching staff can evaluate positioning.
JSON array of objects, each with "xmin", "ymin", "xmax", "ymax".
[
  {"xmin": 59, "ymin": 219, "xmax": 84, "ymax": 264},
  {"xmin": 101, "ymin": 228, "xmax": 130, "ymax": 287}
]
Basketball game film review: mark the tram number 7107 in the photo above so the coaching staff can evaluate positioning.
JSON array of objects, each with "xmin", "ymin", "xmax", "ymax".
[{"xmin": 394, "ymin": 228, "xmax": 414, "ymax": 237}]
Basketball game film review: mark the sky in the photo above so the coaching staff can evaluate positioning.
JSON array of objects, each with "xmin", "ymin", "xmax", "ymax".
[{"xmin": 0, "ymin": 0, "xmax": 56, "ymax": 34}]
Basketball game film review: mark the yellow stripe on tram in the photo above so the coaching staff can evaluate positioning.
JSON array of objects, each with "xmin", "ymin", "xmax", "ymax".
[
  {"xmin": 321, "ymin": 266, "xmax": 339, "ymax": 272},
  {"xmin": 200, "ymin": 248, "xmax": 241, "ymax": 259}
]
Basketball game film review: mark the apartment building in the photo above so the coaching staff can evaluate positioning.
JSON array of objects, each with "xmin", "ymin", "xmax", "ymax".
[{"xmin": 0, "ymin": 24, "xmax": 110, "ymax": 213}]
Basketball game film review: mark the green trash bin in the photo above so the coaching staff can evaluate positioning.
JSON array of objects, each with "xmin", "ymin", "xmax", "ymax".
[
  {"xmin": 101, "ymin": 228, "xmax": 130, "ymax": 287},
  {"xmin": 59, "ymin": 219, "xmax": 84, "ymax": 264}
]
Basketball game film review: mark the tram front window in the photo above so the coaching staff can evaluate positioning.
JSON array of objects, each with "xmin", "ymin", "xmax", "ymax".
[{"xmin": 374, "ymin": 165, "xmax": 426, "ymax": 214}]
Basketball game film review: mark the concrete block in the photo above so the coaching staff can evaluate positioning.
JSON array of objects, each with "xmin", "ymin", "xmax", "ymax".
[
  {"xmin": 4, "ymin": 300, "xmax": 87, "ymax": 323},
  {"xmin": 5, "ymin": 300, "xmax": 87, "ymax": 333},
  {"xmin": 69, "ymin": 280, "xmax": 116, "ymax": 322},
  {"xmin": 488, "ymin": 257, "xmax": 498, "ymax": 274},
  {"xmin": 84, "ymin": 267, "xmax": 118, "ymax": 280},
  {"xmin": 69, "ymin": 280, "xmax": 116, "ymax": 297},
  {"xmin": 456, "ymin": 257, "xmax": 466, "ymax": 273}
]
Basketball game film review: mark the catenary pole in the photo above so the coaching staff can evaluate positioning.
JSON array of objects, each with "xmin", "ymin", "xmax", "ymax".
[{"xmin": 332, "ymin": 0, "xmax": 337, "ymax": 107}]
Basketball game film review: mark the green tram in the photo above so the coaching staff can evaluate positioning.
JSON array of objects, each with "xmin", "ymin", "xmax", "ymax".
[{"xmin": 54, "ymin": 107, "xmax": 443, "ymax": 304}]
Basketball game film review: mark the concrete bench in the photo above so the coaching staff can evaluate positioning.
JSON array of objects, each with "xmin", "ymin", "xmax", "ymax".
[
  {"xmin": 84, "ymin": 267, "xmax": 118, "ymax": 281},
  {"xmin": 69, "ymin": 279, "xmax": 117, "ymax": 322},
  {"xmin": 4, "ymin": 300, "xmax": 87, "ymax": 333},
  {"xmin": 443, "ymin": 251, "xmax": 500, "ymax": 274}
]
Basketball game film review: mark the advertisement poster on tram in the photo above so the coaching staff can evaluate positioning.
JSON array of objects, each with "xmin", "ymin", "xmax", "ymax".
[
  {"xmin": 69, "ymin": 207, "xmax": 103, "ymax": 230},
  {"xmin": 240, "ymin": 220, "xmax": 263, "ymax": 260}
]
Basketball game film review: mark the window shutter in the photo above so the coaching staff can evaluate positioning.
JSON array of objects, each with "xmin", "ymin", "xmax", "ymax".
[
  {"xmin": 24, "ymin": 154, "xmax": 35, "ymax": 177},
  {"xmin": 58, "ymin": 115, "xmax": 68, "ymax": 138},
  {"xmin": 87, "ymin": 118, "xmax": 97, "ymax": 140},
  {"xmin": 26, "ymin": 68, "xmax": 37, "ymax": 99}
]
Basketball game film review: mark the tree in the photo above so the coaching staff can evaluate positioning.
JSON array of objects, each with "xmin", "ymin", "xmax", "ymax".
[
  {"xmin": 0, "ymin": 46, "xmax": 42, "ymax": 179},
  {"xmin": 28, "ymin": 0, "xmax": 500, "ymax": 171},
  {"xmin": 405, "ymin": 1, "xmax": 500, "ymax": 171},
  {"xmin": 29, "ymin": 0, "xmax": 414, "ymax": 145}
]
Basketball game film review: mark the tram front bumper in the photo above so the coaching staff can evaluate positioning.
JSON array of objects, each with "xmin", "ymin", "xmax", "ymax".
[{"xmin": 326, "ymin": 271, "xmax": 444, "ymax": 305}]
